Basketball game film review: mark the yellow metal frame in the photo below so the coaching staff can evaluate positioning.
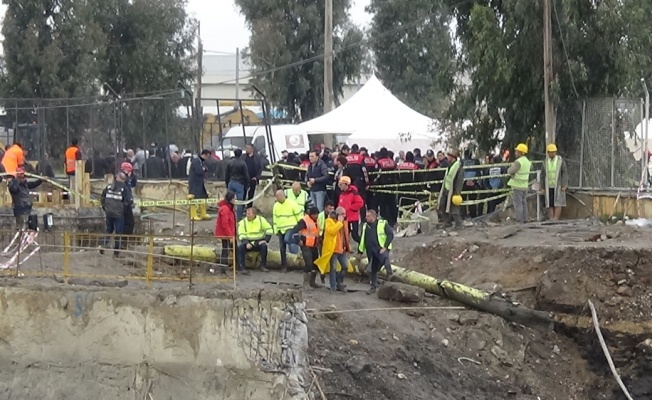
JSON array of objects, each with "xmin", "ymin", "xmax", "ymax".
[{"xmin": 0, "ymin": 230, "xmax": 237, "ymax": 288}]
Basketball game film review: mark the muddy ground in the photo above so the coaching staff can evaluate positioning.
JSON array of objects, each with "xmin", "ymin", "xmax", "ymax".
[{"xmin": 2, "ymin": 213, "xmax": 652, "ymax": 399}]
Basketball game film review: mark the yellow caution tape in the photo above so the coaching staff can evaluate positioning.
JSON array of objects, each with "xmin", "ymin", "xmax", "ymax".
[{"xmin": 1, "ymin": 172, "xmax": 273, "ymax": 209}]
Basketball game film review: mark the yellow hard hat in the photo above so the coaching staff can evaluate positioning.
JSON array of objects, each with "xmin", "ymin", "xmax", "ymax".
[
  {"xmin": 515, "ymin": 143, "xmax": 528, "ymax": 154},
  {"xmin": 452, "ymin": 195, "xmax": 463, "ymax": 206},
  {"xmin": 546, "ymin": 143, "xmax": 558, "ymax": 152}
]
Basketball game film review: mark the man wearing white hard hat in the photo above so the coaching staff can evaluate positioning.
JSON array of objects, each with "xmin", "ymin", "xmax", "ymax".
[
  {"xmin": 507, "ymin": 143, "xmax": 532, "ymax": 224},
  {"xmin": 540, "ymin": 144, "xmax": 568, "ymax": 221}
]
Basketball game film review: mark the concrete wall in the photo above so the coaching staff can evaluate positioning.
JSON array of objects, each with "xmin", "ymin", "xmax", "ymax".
[{"xmin": 0, "ymin": 286, "xmax": 309, "ymax": 399}]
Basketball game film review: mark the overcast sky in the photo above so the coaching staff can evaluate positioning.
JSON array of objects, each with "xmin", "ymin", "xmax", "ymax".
[{"xmin": 195, "ymin": 0, "xmax": 372, "ymax": 54}]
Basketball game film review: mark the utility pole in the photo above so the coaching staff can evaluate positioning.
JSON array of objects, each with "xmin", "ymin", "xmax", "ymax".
[
  {"xmin": 196, "ymin": 21, "xmax": 203, "ymax": 150},
  {"xmin": 543, "ymin": 0, "xmax": 555, "ymax": 144},
  {"xmin": 235, "ymin": 47, "xmax": 240, "ymax": 100},
  {"xmin": 324, "ymin": 0, "xmax": 334, "ymax": 145}
]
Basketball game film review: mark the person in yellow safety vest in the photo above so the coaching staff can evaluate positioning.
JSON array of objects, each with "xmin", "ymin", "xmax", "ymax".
[
  {"xmin": 438, "ymin": 150, "xmax": 465, "ymax": 228},
  {"xmin": 358, "ymin": 210, "xmax": 395, "ymax": 295},
  {"xmin": 540, "ymin": 144, "xmax": 568, "ymax": 221},
  {"xmin": 284, "ymin": 181, "xmax": 314, "ymax": 212},
  {"xmin": 290, "ymin": 207, "xmax": 322, "ymax": 289},
  {"xmin": 507, "ymin": 143, "xmax": 532, "ymax": 224},
  {"xmin": 64, "ymin": 138, "xmax": 82, "ymax": 176},
  {"xmin": 272, "ymin": 190, "xmax": 303, "ymax": 272},
  {"xmin": 237, "ymin": 207, "xmax": 273, "ymax": 274}
]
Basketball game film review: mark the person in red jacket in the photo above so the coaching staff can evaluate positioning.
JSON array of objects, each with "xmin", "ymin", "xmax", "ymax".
[
  {"xmin": 215, "ymin": 191, "xmax": 237, "ymax": 273},
  {"xmin": 337, "ymin": 176, "xmax": 365, "ymax": 243}
]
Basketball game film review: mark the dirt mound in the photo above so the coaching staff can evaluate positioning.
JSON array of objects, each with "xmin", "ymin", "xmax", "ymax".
[
  {"xmin": 307, "ymin": 295, "xmax": 592, "ymax": 400},
  {"xmin": 399, "ymin": 240, "xmax": 652, "ymax": 399}
]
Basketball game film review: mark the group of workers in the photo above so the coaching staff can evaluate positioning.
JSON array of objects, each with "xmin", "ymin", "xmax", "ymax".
[
  {"xmin": 213, "ymin": 175, "xmax": 395, "ymax": 294},
  {"xmin": 275, "ymin": 142, "xmax": 569, "ymax": 227}
]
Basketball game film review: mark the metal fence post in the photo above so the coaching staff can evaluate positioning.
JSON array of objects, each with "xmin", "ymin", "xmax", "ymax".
[
  {"xmin": 232, "ymin": 238, "xmax": 237, "ymax": 290},
  {"xmin": 611, "ymin": 98, "xmax": 616, "ymax": 188},
  {"xmin": 63, "ymin": 231, "xmax": 70, "ymax": 284},
  {"xmin": 188, "ymin": 216, "xmax": 195, "ymax": 290},
  {"xmin": 579, "ymin": 100, "xmax": 586, "ymax": 188},
  {"xmin": 146, "ymin": 233, "xmax": 154, "ymax": 287},
  {"xmin": 536, "ymin": 170, "xmax": 541, "ymax": 222}
]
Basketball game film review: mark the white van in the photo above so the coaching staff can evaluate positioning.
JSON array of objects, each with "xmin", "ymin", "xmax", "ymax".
[{"xmin": 215, "ymin": 124, "xmax": 310, "ymax": 163}]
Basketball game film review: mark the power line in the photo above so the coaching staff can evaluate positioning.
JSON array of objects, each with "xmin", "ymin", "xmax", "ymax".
[{"xmin": 552, "ymin": 0, "xmax": 580, "ymax": 98}]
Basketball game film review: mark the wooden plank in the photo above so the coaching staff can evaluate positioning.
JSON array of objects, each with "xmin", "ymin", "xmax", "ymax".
[
  {"xmin": 82, "ymin": 173, "xmax": 91, "ymax": 207},
  {"xmin": 74, "ymin": 160, "xmax": 84, "ymax": 209},
  {"xmin": 51, "ymin": 190, "xmax": 61, "ymax": 206}
]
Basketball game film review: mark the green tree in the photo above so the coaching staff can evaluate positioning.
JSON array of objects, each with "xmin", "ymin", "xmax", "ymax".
[
  {"xmin": 444, "ymin": 0, "xmax": 652, "ymax": 153},
  {"xmin": 92, "ymin": 0, "xmax": 197, "ymax": 149},
  {"xmin": 236, "ymin": 0, "xmax": 364, "ymax": 121},
  {"xmin": 1, "ymin": 0, "xmax": 104, "ymax": 158},
  {"xmin": 1, "ymin": 0, "xmax": 197, "ymax": 159},
  {"xmin": 367, "ymin": 0, "xmax": 456, "ymax": 118}
]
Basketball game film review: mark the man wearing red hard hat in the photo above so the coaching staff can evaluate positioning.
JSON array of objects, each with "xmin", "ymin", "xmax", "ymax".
[{"xmin": 7, "ymin": 168, "xmax": 43, "ymax": 229}]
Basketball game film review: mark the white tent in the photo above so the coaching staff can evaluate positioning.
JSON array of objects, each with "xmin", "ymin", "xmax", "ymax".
[{"xmin": 299, "ymin": 76, "xmax": 442, "ymax": 152}]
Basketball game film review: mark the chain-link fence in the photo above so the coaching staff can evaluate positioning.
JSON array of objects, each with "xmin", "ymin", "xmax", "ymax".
[
  {"xmin": 0, "ymin": 91, "xmax": 196, "ymax": 178},
  {"xmin": 556, "ymin": 97, "xmax": 644, "ymax": 189}
]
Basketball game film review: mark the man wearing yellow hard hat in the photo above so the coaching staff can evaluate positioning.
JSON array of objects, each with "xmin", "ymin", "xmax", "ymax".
[
  {"xmin": 438, "ymin": 150, "xmax": 465, "ymax": 228},
  {"xmin": 507, "ymin": 143, "xmax": 532, "ymax": 224},
  {"xmin": 540, "ymin": 144, "xmax": 568, "ymax": 221}
]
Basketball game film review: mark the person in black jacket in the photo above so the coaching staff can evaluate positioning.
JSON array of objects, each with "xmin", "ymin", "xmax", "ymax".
[
  {"xmin": 188, "ymin": 149, "xmax": 212, "ymax": 221},
  {"xmin": 306, "ymin": 150, "xmax": 330, "ymax": 212},
  {"xmin": 243, "ymin": 144, "xmax": 263, "ymax": 208},
  {"xmin": 100, "ymin": 172, "xmax": 132, "ymax": 257},
  {"xmin": 8, "ymin": 168, "xmax": 42, "ymax": 229},
  {"xmin": 225, "ymin": 148, "xmax": 250, "ymax": 219},
  {"xmin": 144, "ymin": 150, "xmax": 165, "ymax": 179}
]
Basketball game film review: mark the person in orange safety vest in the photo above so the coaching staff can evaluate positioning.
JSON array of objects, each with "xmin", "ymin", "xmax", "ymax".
[
  {"xmin": 290, "ymin": 207, "xmax": 322, "ymax": 289},
  {"xmin": 1, "ymin": 142, "xmax": 25, "ymax": 176},
  {"xmin": 64, "ymin": 138, "xmax": 82, "ymax": 176}
]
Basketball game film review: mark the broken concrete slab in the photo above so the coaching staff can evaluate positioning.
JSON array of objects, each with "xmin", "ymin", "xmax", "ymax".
[{"xmin": 377, "ymin": 282, "xmax": 425, "ymax": 303}]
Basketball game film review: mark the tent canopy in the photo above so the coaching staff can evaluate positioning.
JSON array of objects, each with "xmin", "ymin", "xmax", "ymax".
[{"xmin": 299, "ymin": 76, "xmax": 442, "ymax": 152}]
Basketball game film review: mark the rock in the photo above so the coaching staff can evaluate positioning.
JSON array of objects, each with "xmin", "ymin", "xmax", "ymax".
[
  {"xmin": 442, "ymin": 339, "xmax": 449, "ymax": 347},
  {"xmin": 532, "ymin": 255, "xmax": 544, "ymax": 264},
  {"xmin": 58, "ymin": 296, "xmax": 68, "ymax": 309},
  {"xmin": 397, "ymin": 373, "xmax": 407, "ymax": 380},
  {"xmin": 491, "ymin": 345, "xmax": 513, "ymax": 366},
  {"xmin": 458, "ymin": 312, "xmax": 480, "ymax": 326},
  {"xmin": 637, "ymin": 339, "xmax": 652, "ymax": 350},
  {"xmin": 552, "ymin": 345, "xmax": 560, "ymax": 355},
  {"xmin": 616, "ymin": 286, "xmax": 633, "ymax": 297},
  {"xmin": 345, "ymin": 356, "xmax": 372, "ymax": 376},
  {"xmin": 405, "ymin": 309, "xmax": 425, "ymax": 318},
  {"xmin": 469, "ymin": 245, "xmax": 480, "ymax": 253},
  {"xmin": 325, "ymin": 304, "xmax": 339, "ymax": 320},
  {"xmin": 536, "ymin": 272, "xmax": 587, "ymax": 313},
  {"xmin": 449, "ymin": 231, "xmax": 459, "ymax": 237},
  {"xmin": 466, "ymin": 332, "xmax": 487, "ymax": 351},
  {"xmin": 377, "ymin": 282, "xmax": 425, "ymax": 303}
]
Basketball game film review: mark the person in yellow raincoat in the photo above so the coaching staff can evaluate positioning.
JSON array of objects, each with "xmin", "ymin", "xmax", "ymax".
[{"xmin": 315, "ymin": 207, "xmax": 350, "ymax": 294}]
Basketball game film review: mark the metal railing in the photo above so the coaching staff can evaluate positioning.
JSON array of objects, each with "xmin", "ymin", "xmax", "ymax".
[{"xmin": 0, "ymin": 229, "xmax": 236, "ymax": 289}]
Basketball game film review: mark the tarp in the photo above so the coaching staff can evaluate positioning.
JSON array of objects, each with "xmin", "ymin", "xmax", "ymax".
[{"xmin": 299, "ymin": 76, "xmax": 442, "ymax": 152}]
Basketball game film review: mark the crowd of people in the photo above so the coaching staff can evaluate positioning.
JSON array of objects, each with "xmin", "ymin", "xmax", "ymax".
[
  {"xmin": 210, "ymin": 140, "xmax": 568, "ymax": 293},
  {"xmin": 0, "ymin": 135, "xmax": 569, "ymax": 291}
]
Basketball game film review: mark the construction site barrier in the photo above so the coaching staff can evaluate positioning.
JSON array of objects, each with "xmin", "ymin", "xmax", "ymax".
[
  {"xmin": 0, "ymin": 229, "xmax": 237, "ymax": 289},
  {"xmin": 271, "ymin": 161, "xmax": 544, "ymax": 210},
  {"xmin": 0, "ymin": 170, "xmax": 274, "ymax": 209}
]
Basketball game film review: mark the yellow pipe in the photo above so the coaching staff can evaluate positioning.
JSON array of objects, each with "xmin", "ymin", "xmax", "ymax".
[{"xmin": 164, "ymin": 244, "xmax": 552, "ymax": 330}]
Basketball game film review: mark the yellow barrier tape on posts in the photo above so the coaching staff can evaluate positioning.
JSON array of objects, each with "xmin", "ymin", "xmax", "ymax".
[{"xmin": 1, "ymin": 172, "xmax": 273, "ymax": 208}]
